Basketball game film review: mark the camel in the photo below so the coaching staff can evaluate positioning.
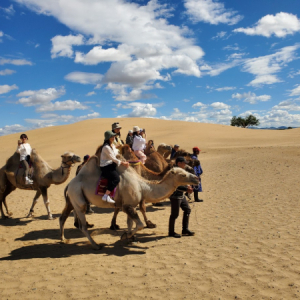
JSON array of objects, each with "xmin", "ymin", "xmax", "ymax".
[
  {"xmin": 0, "ymin": 150, "xmax": 81, "ymax": 220},
  {"xmin": 59, "ymin": 155, "xmax": 199, "ymax": 249},
  {"xmin": 157, "ymin": 143, "xmax": 173, "ymax": 159},
  {"xmin": 144, "ymin": 141, "xmax": 169, "ymax": 173}
]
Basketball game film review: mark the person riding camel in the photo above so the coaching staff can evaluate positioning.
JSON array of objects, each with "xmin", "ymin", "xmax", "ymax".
[
  {"xmin": 132, "ymin": 125, "xmax": 147, "ymax": 164},
  {"xmin": 112, "ymin": 122, "xmax": 124, "ymax": 152},
  {"xmin": 100, "ymin": 130, "xmax": 129, "ymax": 204},
  {"xmin": 16, "ymin": 133, "xmax": 33, "ymax": 185}
]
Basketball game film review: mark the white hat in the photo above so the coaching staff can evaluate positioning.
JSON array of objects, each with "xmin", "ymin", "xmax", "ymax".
[
  {"xmin": 133, "ymin": 126, "xmax": 140, "ymax": 132},
  {"xmin": 128, "ymin": 130, "xmax": 133, "ymax": 133}
]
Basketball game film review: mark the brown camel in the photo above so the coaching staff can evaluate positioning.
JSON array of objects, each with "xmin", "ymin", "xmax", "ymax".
[
  {"xmin": 157, "ymin": 143, "xmax": 173, "ymax": 159},
  {"xmin": 59, "ymin": 155, "xmax": 199, "ymax": 249},
  {"xmin": 0, "ymin": 150, "xmax": 81, "ymax": 219},
  {"xmin": 144, "ymin": 141, "xmax": 169, "ymax": 173}
]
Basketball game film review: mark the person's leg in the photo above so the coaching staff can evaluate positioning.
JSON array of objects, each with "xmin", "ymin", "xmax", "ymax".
[
  {"xmin": 169, "ymin": 198, "xmax": 181, "ymax": 238},
  {"xmin": 181, "ymin": 196, "xmax": 194, "ymax": 236},
  {"xmin": 21, "ymin": 160, "xmax": 32, "ymax": 184},
  {"xmin": 101, "ymin": 164, "xmax": 119, "ymax": 203}
]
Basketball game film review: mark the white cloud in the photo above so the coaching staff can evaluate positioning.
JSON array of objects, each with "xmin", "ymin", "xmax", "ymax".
[
  {"xmin": 65, "ymin": 72, "xmax": 103, "ymax": 85},
  {"xmin": 232, "ymin": 92, "xmax": 271, "ymax": 104},
  {"xmin": 234, "ymin": 12, "xmax": 300, "ymax": 38},
  {"xmin": 0, "ymin": 124, "xmax": 27, "ymax": 136},
  {"xmin": 0, "ymin": 5, "xmax": 15, "ymax": 16},
  {"xmin": 17, "ymin": 87, "xmax": 66, "ymax": 106},
  {"xmin": 192, "ymin": 102, "xmax": 206, "ymax": 108},
  {"xmin": 36, "ymin": 100, "xmax": 89, "ymax": 112},
  {"xmin": 212, "ymin": 31, "xmax": 228, "ymax": 40},
  {"xmin": 0, "ymin": 69, "xmax": 16, "ymax": 75},
  {"xmin": 51, "ymin": 34, "xmax": 84, "ymax": 58},
  {"xmin": 0, "ymin": 84, "xmax": 18, "ymax": 94},
  {"xmin": 242, "ymin": 44, "xmax": 299, "ymax": 87},
  {"xmin": 211, "ymin": 102, "xmax": 231, "ymax": 109},
  {"xmin": 215, "ymin": 86, "xmax": 236, "ymax": 91},
  {"xmin": 184, "ymin": 0, "xmax": 243, "ymax": 25},
  {"xmin": 117, "ymin": 102, "xmax": 157, "ymax": 118},
  {"xmin": 289, "ymin": 85, "xmax": 300, "ymax": 96},
  {"xmin": 0, "ymin": 57, "xmax": 33, "ymax": 66},
  {"xmin": 259, "ymin": 109, "xmax": 300, "ymax": 127},
  {"xmin": 86, "ymin": 91, "xmax": 96, "ymax": 96},
  {"xmin": 273, "ymin": 99, "xmax": 300, "ymax": 111}
]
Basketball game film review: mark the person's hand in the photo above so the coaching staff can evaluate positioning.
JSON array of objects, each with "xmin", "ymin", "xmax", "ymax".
[
  {"xmin": 187, "ymin": 185, "xmax": 193, "ymax": 194},
  {"xmin": 121, "ymin": 161, "xmax": 129, "ymax": 168}
]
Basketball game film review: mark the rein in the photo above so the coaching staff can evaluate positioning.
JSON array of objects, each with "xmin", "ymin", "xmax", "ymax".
[{"xmin": 61, "ymin": 158, "xmax": 76, "ymax": 175}]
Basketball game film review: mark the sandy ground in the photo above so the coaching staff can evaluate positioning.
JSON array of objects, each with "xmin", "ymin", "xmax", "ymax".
[{"xmin": 0, "ymin": 118, "xmax": 300, "ymax": 300}]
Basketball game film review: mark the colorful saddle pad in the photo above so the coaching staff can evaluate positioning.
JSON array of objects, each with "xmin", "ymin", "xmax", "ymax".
[{"xmin": 95, "ymin": 177, "xmax": 117, "ymax": 197}]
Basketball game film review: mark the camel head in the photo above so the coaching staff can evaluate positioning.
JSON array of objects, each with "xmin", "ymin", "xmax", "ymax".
[
  {"xmin": 61, "ymin": 152, "xmax": 81, "ymax": 166},
  {"xmin": 120, "ymin": 145, "xmax": 138, "ymax": 161},
  {"xmin": 169, "ymin": 167, "xmax": 199, "ymax": 186}
]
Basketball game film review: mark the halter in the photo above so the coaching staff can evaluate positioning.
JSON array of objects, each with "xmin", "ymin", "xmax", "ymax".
[
  {"xmin": 61, "ymin": 157, "xmax": 76, "ymax": 175},
  {"xmin": 128, "ymin": 160, "xmax": 141, "ymax": 166}
]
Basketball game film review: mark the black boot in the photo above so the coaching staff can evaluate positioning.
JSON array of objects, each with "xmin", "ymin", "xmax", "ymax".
[
  {"xmin": 168, "ymin": 216, "xmax": 180, "ymax": 237},
  {"xmin": 194, "ymin": 191, "xmax": 203, "ymax": 202}
]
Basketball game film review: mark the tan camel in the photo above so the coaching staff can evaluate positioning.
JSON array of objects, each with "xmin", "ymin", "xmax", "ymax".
[
  {"xmin": 0, "ymin": 150, "xmax": 81, "ymax": 220},
  {"xmin": 59, "ymin": 154, "xmax": 198, "ymax": 249},
  {"xmin": 157, "ymin": 143, "xmax": 173, "ymax": 159},
  {"xmin": 144, "ymin": 141, "xmax": 169, "ymax": 173}
]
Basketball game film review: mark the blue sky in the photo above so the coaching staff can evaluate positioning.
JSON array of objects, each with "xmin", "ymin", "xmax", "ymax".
[{"xmin": 1, "ymin": 0, "xmax": 300, "ymax": 135}]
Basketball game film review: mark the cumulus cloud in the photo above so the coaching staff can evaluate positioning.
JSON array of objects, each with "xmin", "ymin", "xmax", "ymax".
[
  {"xmin": 17, "ymin": 87, "xmax": 66, "ymax": 106},
  {"xmin": 117, "ymin": 102, "xmax": 157, "ymax": 118},
  {"xmin": 51, "ymin": 34, "xmax": 84, "ymax": 58},
  {"xmin": 0, "ymin": 84, "xmax": 18, "ymax": 94},
  {"xmin": 242, "ymin": 44, "xmax": 299, "ymax": 86},
  {"xmin": 232, "ymin": 92, "xmax": 271, "ymax": 104},
  {"xmin": 272, "ymin": 99, "xmax": 300, "ymax": 111},
  {"xmin": 289, "ymin": 85, "xmax": 300, "ymax": 96},
  {"xmin": 211, "ymin": 102, "xmax": 231, "ymax": 109},
  {"xmin": 0, "ymin": 124, "xmax": 27, "ymax": 136},
  {"xmin": 0, "ymin": 57, "xmax": 33, "ymax": 66},
  {"xmin": 184, "ymin": 0, "xmax": 243, "ymax": 25},
  {"xmin": 86, "ymin": 91, "xmax": 96, "ymax": 96},
  {"xmin": 215, "ymin": 86, "xmax": 236, "ymax": 91},
  {"xmin": 0, "ymin": 69, "xmax": 16, "ymax": 75},
  {"xmin": 65, "ymin": 72, "xmax": 103, "ymax": 85},
  {"xmin": 234, "ymin": 12, "xmax": 300, "ymax": 38},
  {"xmin": 192, "ymin": 102, "xmax": 206, "ymax": 108},
  {"xmin": 36, "ymin": 100, "xmax": 89, "ymax": 112}
]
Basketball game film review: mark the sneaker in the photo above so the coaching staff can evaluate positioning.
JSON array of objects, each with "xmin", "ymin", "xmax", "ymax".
[
  {"xmin": 25, "ymin": 177, "xmax": 33, "ymax": 185},
  {"xmin": 102, "ymin": 194, "xmax": 115, "ymax": 204},
  {"xmin": 168, "ymin": 232, "xmax": 181, "ymax": 238},
  {"xmin": 182, "ymin": 229, "xmax": 195, "ymax": 236}
]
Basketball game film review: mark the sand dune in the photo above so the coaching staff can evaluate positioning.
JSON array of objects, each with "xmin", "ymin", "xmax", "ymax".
[{"xmin": 0, "ymin": 118, "xmax": 300, "ymax": 299}]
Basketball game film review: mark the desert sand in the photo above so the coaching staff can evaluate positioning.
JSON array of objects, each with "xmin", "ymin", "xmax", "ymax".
[{"xmin": 0, "ymin": 118, "xmax": 300, "ymax": 300}]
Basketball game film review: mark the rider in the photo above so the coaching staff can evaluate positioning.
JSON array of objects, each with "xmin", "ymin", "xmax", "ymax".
[
  {"xmin": 132, "ymin": 126, "xmax": 147, "ymax": 164},
  {"xmin": 16, "ymin": 133, "xmax": 33, "ymax": 185},
  {"xmin": 100, "ymin": 130, "xmax": 129, "ymax": 204},
  {"xmin": 112, "ymin": 122, "xmax": 124, "ymax": 152}
]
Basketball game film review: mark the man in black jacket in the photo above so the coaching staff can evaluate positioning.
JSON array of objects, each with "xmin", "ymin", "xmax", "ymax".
[{"xmin": 168, "ymin": 156, "xmax": 195, "ymax": 238}]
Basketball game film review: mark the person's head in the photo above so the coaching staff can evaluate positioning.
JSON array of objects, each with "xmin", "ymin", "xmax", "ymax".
[
  {"xmin": 175, "ymin": 156, "xmax": 188, "ymax": 169},
  {"xmin": 192, "ymin": 147, "xmax": 200, "ymax": 155},
  {"xmin": 104, "ymin": 130, "xmax": 117, "ymax": 145},
  {"xmin": 133, "ymin": 125, "xmax": 141, "ymax": 136},
  {"xmin": 20, "ymin": 133, "xmax": 28, "ymax": 143},
  {"xmin": 174, "ymin": 144, "xmax": 179, "ymax": 151},
  {"xmin": 128, "ymin": 130, "xmax": 133, "ymax": 136},
  {"xmin": 83, "ymin": 155, "xmax": 90, "ymax": 162},
  {"xmin": 112, "ymin": 122, "xmax": 122, "ymax": 134}
]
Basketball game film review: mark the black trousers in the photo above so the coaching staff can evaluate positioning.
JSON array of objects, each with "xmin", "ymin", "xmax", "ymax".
[
  {"xmin": 100, "ymin": 163, "xmax": 120, "ymax": 192},
  {"xmin": 169, "ymin": 196, "xmax": 191, "ymax": 234}
]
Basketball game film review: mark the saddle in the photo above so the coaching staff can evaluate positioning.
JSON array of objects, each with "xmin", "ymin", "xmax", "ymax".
[{"xmin": 95, "ymin": 177, "xmax": 117, "ymax": 197}]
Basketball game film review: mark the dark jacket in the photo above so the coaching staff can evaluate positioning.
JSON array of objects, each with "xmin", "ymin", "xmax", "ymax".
[
  {"xmin": 169, "ymin": 167, "xmax": 188, "ymax": 199},
  {"xmin": 126, "ymin": 135, "xmax": 133, "ymax": 146}
]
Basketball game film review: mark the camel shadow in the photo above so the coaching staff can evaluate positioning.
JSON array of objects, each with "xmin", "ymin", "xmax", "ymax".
[
  {"xmin": 0, "ymin": 217, "xmax": 32, "ymax": 227},
  {"xmin": 0, "ymin": 240, "xmax": 147, "ymax": 261},
  {"xmin": 89, "ymin": 207, "xmax": 115, "ymax": 214}
]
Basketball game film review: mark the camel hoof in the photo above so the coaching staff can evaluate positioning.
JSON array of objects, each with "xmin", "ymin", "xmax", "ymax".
[
  {"xmin": 48, "ymin": 215, "xmax": 56, "ymax": 220},
  {"xmin": 92, "ymin": 244, "xmax": 102, "ymax": 250},
  {"xmin": 146, "ymin": 220, "xmax": 156, "ymax": 228},
  {"xmin": 110, "ymin": 224, "xmax": 120, "ymax": 230},
  {"xmin": 86, "ymin": 222, "xmax": 94, "ymax": 229},
  {"xmin": 74, "ymin": 222, "xmax": 79, "ymax": 229},
  {"xmin": 128, "ymin": 235, "xmax": 138, "ymax": 243},
  {"xmin": 120, "ymin": 232, "xmax": 128, "ymax": 241},
  {"xmin": 7, "ymin": 212, "xmax": 13, "ymax": 217},
  {"xmin": 26, "ymin": 212, "xmax": 34, "ymax": 218}
]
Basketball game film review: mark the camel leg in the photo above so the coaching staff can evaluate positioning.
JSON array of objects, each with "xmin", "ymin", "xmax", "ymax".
[
  {"xmin": 73, "ymin": 210, "xmax": 94, "ymax": 229},
  {"xmin": 110, "ymin": 207, "xmax": 121, "ymax": 230},
  {"xmin": 27, "ymin": 189, "xmax": 42, "ymax": 218},
  {"xmin": 40, "ymin": 187, "xmax": 54, "ymax": 220},
  {"xmin": 59, "ymin": 195, "xmax": 74, "ymax": 242},
  {"xmin": 139, "ymin": 200, "xmax": 156, "ymax": 228},
  {"xmin": 121, "ymin": 205, "xmax": 144, "ymax": 240},
  {"xmin": 0, "ymin": 182, "xmax": 16, "ymax": 219}
]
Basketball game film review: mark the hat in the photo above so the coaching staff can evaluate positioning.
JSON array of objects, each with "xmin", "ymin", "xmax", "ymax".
[
  {"xmin": 193, "ymin": 147, "xmax": 201, "ymax": 152},
  {"xmin": 176, "ymin": 156, "xmax": 189, "ymax": 164},
  {"xmin": 112, "ymin": 122, "xmax": 122, "ymax": 130},
  {"xmin": 133, "ymin": 125, "xmax": 140, "ymax": 132},
  {"xmin": 174, "ymin": 144, "xmax": 179, "ymax": 148},
  {"xmin": 83, "ymin": 155, "xmax": 90, "ymax": 161},
  {"xmin": 104, "ymin": 130, "xmax": 116, "ymax": 140},
  {"xmin": 128, "ymin": 130, "xmax": 133, "ymax": 133}
]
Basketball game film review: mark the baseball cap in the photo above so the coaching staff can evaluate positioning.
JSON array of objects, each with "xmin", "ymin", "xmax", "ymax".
[{"xmin": 176, "ymin": 156, "xmax": 189, "ymax": 164}]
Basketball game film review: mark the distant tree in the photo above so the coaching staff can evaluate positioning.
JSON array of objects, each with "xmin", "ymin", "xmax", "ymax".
[{"xmin": 230, "ymin": 114, "xmax": 260, "ymax": 128}]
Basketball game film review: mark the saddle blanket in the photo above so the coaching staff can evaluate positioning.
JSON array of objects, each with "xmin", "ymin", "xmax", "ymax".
[{"xmin": 95, "ymin": 177, "xmax": 117, "ymax": 197}]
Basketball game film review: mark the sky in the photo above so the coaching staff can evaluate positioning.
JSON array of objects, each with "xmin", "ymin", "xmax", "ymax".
[{"xmin": 1, "ymin": 0, "xmax": 300, "ymax": 135}]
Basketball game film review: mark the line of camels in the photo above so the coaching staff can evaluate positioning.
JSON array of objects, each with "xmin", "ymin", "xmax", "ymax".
[{"xmin": 0, "ymin": 141, "xmax": 199, "ymax": 249}]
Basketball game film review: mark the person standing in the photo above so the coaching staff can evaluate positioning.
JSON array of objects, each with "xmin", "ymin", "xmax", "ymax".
[
  {"xmin": 16, "ymin": 133, "xmax": 33, "ymax": 185},
  {"xmin": 100, "ymin": 130, "xmax": 129, "ymax": 203},
  {"xmin": 132, "ymin": 126, "xmax": 147, "ymax": 164},
  {"xmin": 168, "ymin": 157, "xmax": 195, "ymax": 238},
  {"xmin": 191, "ymin": 147, "xmax": 203, "ymax": 202}
]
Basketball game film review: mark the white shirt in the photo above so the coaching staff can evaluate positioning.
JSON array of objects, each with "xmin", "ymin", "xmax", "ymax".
[
  {"xmin": 132, "ymin": 135, "xmax": 146, "ymax": 151},
  {"xmin": 16, "ymin": 143, "xmax": 32, "ymax": 161},
  {"xmin": 100, "ymin": 144, "xmax": 121, "ymax": 167}
]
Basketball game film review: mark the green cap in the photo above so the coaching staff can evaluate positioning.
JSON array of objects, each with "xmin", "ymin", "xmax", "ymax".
[{"xmin": 104, "ymin": 130, "xmax": 116, "ymax": 140}]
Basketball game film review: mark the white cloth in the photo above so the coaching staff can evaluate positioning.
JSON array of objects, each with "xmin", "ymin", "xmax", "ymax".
[
  {"xmin": 132, "ymin": 135, "xmax": 146, "ymax": 151},
  {"xmin": 100, "ymin": 144, "xmax": 121, "ymax": 167},
  {"xmin": 16, "ymin": 143, "xmax": 32, "ymax": 161}
]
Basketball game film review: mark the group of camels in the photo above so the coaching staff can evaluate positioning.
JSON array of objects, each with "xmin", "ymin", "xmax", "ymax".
[{"xmin": 0, "ymin": 141, "xmax": 199, "ymax": 249}]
